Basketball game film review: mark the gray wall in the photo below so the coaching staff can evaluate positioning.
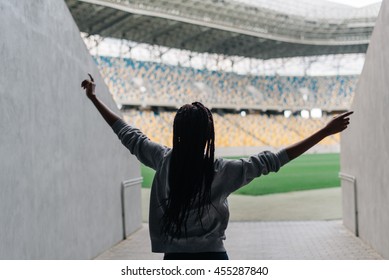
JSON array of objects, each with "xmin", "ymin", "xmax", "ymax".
[
  {"xmin": 340, "ymin": 0, "xmax": 389, "ymax": 259},
  {"xmin": 0, "ymin": 0, "xmax": 141, "ymax": 259}
]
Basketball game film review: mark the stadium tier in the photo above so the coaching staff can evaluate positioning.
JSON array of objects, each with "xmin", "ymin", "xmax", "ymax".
[
  {"xmin": 122, "ymin": 110, "xmax": 339, "ymax": 148},
  {"xmin": 95, "ymin": 56, "xmax": 357, "ymax": 111},
  {"xmin": 95, "ymin": 56, "xmax": 350, "ymax": 148}
]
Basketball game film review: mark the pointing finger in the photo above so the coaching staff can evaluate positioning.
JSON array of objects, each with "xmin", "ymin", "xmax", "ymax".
[
  {"xmin": 340, "ymin": 111, "xmax": 354, "ymax": 118},
  {"xmin": 88, "ymin": 73, "xmax": 94, "ymax": 82}
]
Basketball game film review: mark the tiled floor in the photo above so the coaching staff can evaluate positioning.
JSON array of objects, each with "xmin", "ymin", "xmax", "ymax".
[{"xmin": 95, "ymin": 221, "xmax": 382, "ymax": 260}]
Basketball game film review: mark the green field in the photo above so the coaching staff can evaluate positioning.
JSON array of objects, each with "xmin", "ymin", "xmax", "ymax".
[{"xmin": 141, "ymin": 153, "xmax": 340, "ymax": 196}]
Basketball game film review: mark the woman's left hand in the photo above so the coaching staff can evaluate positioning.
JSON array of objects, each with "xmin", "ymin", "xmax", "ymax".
[{"xmin": 81, "ymin": 73, "xmax": 96, "ymax": 99}]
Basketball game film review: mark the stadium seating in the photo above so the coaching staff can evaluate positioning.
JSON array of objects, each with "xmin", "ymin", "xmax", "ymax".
[
  {"xmin": 96, "ymin": 56, "xmax": 350, "ymax": 148},
  {"xmin": 122, "ymin": 110, "xmax": 339, "ymax": 148},
  {"xmin": 95, "ymin": 56, "xmax": 357, "ymax": 110}
]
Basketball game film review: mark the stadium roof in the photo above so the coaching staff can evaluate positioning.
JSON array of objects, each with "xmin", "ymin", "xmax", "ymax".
[{"xmin": 66, "ymin": 0, "xmax": 381, "ymax": 59}]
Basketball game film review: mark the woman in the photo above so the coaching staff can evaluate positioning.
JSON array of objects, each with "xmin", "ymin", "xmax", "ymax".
[{"xmin": 81, "ymin": 74, "xmax": 352, "ymax": 260}]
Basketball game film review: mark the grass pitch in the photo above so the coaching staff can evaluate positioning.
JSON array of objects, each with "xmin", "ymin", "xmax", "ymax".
[{"xmin": 141, "ymin": 153, "xmax": 340, "ymax": 196}]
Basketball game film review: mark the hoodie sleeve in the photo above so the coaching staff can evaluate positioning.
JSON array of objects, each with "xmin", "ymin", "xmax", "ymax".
[
  {"xmin": 111, "ymin": 119, "xmax": 168, "ymax": 170},
  {"xmin": 215, "ymin": 149, "xmax": 290, "ymax": 195}
]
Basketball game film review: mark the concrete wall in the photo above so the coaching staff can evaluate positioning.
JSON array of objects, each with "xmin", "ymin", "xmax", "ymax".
[
  {"xmin": 0, "ymin": 0, "xmax": 141, "ymax": 259},
  {"xmin": 340, "ymin": 0, "xmax": 389, "ymax": 259}
]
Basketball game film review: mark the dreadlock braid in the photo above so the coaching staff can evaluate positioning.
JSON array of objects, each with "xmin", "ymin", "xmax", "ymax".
[{"xmin": 161, "ymin": 102, "xmax": 215, "ymax": 240}]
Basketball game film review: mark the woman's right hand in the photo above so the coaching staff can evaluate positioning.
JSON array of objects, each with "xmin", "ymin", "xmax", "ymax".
[
  {"xmin": 81, "ymin": 73, "xmax": 96, "ymax": 99},
  {"xmin": 323, "ymin": 111, "xmax": 353, "ymax": 136}
]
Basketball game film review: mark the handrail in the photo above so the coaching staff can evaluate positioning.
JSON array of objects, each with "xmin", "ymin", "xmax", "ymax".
[{"xmin": 121, "ymin": 177, "xmax": 143, "ymax": 239}]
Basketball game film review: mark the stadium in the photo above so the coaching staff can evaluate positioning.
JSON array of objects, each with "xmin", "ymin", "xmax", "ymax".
[
  {"xmin": 70, "ymin": 0, "xmax": 370, "ymax": 204},
  {"xmin": 66, "ymin": 0, "xmax": 374, "ymax": 157},
  {"xmin": 1, "ymin": 0, "xmax": 389, "ymax": 264}
]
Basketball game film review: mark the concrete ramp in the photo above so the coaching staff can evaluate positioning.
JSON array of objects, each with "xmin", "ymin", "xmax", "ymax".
[
  {"xmin": 340, "ymin": 0, "xmax": 389, "ymax": 258},
  {"xmin": 0, "ymin": 0, "xmax": 141, "ymax": 259}
]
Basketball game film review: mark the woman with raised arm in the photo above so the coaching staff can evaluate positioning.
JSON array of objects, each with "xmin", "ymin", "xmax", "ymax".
[{"xmin": 81, "ymin": 74, "xmax": 352, "ymax": 260}]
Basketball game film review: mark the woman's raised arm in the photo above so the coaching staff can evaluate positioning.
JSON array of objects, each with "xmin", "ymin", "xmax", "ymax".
[
  {"xmin": 285, "ymin": 111, "xmax": 353, "ymax": 161},
  {"xmin": 81, "ymin": 74, "xmax": 120, "ymax": 127}
]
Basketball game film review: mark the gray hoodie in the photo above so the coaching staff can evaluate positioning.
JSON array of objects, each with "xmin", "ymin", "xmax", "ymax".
[{"xmin": 112, "ymin": 119, "xmax": 289, "ymax": 253}]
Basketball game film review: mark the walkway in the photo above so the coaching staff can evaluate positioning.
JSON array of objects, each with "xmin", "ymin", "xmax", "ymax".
[{"xmin": 95, "ymin": 188, "xmax": 383, "ymax": 260}]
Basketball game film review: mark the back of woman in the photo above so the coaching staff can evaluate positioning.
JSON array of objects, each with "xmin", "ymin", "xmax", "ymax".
[{"xmin": 82, "ymin": 75, "xmax": 352, "ymax": 260}]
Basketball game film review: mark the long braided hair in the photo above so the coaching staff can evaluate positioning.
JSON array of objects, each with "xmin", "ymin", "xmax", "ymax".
[{"xmin": 161, "ymin": 102, "xmax": 215, "ymax": 240}]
